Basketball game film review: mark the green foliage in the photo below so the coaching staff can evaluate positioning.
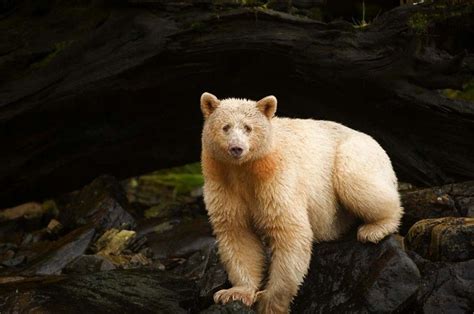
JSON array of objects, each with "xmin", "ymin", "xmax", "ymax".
[
  {"xmin": 442, "ymin": 79, "xmax": 474, "ymax": 103},
  {"xmin": 408, "ymin": 13, "xmax": 430, "ymax": 34},
  {"xmin": 408, "ymin": 5, "xmax": 473, "ymax": 35}
]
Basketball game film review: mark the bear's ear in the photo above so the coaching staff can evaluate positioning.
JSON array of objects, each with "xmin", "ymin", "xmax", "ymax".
[
  {"xmin": 256, "ymin": 95, "xmax": 277, "ymax": 119},
  {"xmin": 200, "ymin": 92, "xmax": 220, "ymax": 119}
]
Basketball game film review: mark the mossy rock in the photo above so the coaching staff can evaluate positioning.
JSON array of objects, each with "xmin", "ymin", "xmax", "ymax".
[{"xmin": 405, "ymin": 217, "xmax": 474, "ymax": 262}]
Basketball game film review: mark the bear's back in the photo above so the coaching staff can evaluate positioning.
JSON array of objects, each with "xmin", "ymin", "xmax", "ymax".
[{"xmin": 271, "ymin": 117, "xmax": 361, "ymax": 239}]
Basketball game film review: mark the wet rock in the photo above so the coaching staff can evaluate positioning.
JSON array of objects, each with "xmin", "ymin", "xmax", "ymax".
[
  {"xmin": 291, "ymin": 235, "xmax": 420, "ymax": 313},
  {"xmin": 20, "ymin": 226, "xmax": 95, "ymax": 275},
  {"xmin": 0, "ymin": 202, "xmax": 44, "ymax": 222},
  {"xmin": 0, "ymin": 243, "xmax": 17, "ymax": 255},
  {"xmin": 400, "ymin": 181, "xmax": 474, "ymax": 234},
  {"xmin": 292, "ymin": 0, "xmax": 326, "ymax": 9},
  {"xmin": 90, "ymin": 228, "xmax": 152, "ymax": 269},
  {"xmin": 172, "ymin": 242, "xmax": 228, "ymax": 307},
  {"xmin": 1, "ymin": 254, "xmax": 26, "ymax": 267},
  {"xmin": 200, "ymin": 301, "xmax": 255, "ymax": 314},
  {"xmin": 46, "ymin": 219, "xmax": 63, "ymax": 235},
  {"xmin": 129, "ymin": 253, "xmax": 152, "ymax": 267},
  {"xmin": 128, "ymin": 235, "xmax": 149, "ymax": 253},
  {"xmin": 63, "ymin": 254, "xmax": 116, "ymax": 274},
  {"xmin": 60, "ymin": 176, "xmax": 136, "ymax": 233},
  {"xmin": 0, "ymin": 269, "xmax": 197, "ymax": 313},
  {"xmin": 266, "ymin": 0, "xmax": 295, "ymax": 12},
  {"xmin": 195, "ymin": 245, "xmax": 228, "ymax": 301},
  {"xmin": 408, "ymin": 252, "xmax": 474, "ymax": 313},
  {"xmin": 405, "ymin": 217, "xmax": 474, "ymax": 262},
  {"xmin": 140, "ymin": 216, "xmax": 214, "ymax": 259},
  {"xmin": 0, "ymin": 249, "xmax": 15, "ymax": 265}
]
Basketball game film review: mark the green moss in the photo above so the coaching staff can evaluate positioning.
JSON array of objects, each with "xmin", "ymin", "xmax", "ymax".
[
  {"xmin": 408, "ymin": 13, "xmax": 430, "ymax": 34},
  {"xmin": 408, "ymin": 5, "xmax": 473, "ymax": 34},
  {"xmin": 442, "ymin": 79, "xmax": 474, "ymax": 103},
  {"xmin": 308, "ymin": 7, "xmax": 323, "ymax": 21},
  {"xmin": 140, "ymin": 163, "xmax": 203, "ymax": 196},
  {"xmin": 123, "ymin": 162, "xmax": 203, "ymax": 210}
]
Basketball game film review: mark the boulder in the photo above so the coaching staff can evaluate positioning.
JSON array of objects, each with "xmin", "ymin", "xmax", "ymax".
[
  {"xmin": 19, "ymin": 226, "xmax": 95, "ymax": 275},
  {"xmin": 405, "ymin": 217, "xmax": 474, "ymax": 262},
  {"xmin": 201, "ymin": 301, "xmax": 255, "ymax": 314},
  {"xmin": 59, "ymin": 175, "xmax": 136, "ymax": 234},
  {"xmin": 292, "ymin": 235, "xmax": 420, "ymax": 313},
  {"xmin": 0, "ymin": 269, "xmax": 197, "ymax": 313},
  {"xmin": 171, "ymin": 243, "xmax": 229, "ymax": 310},
  {"xmin": 63, "ymin": 254, "xmax": 116, "ymax": 274},
  {"xmin": 408, "ymin": 252, "xmax": 474, "ymax": 313},
  {"xmin": 140, "ymin": 216, "xmax": 214, "ymax": 259},
  {"xmin": 400, "ymin": 181, "xmax": 474, "ymax": 234}
]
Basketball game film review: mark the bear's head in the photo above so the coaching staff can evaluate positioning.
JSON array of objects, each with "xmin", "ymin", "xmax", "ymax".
[{"xmin": 200, "ymin": 92, "xmax": 277, "ymax": 164}]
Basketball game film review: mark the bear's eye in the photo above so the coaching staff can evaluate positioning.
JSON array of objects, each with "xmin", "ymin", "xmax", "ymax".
[
  {"xmin": 244, "ymin": 125, "xmax": 252, "ymax": 133},
  {"xmin": 223, "ymin": 124, "xmax": 231, "ymax": 132}
]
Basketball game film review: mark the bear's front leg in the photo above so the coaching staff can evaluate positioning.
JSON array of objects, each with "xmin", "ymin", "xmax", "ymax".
[
  {"xmin": 206, "ymin": 187, "xmax": 265, "ymax": 307},
  {"xmin": 258, "ymin": 215, "xmax": 313, "ymax": 314},
  {"xmin": 212, "ymin": 220, "xmax": 265, "ymax": 307}
]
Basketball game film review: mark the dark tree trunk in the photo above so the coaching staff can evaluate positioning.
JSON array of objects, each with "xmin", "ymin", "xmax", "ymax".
[{"xmin": 0, "ymin": 1, "xmax": 473, "ymax": 206}]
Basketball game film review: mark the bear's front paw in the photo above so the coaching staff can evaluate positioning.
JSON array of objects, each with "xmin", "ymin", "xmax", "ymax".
[{"xmin": 213, "ymin": 287, "xmax": 257, "ymax": 307}]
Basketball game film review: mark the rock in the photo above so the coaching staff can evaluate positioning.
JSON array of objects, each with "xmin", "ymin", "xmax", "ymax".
[
  {"xmin": 200, "ymin": 301, "xmax": 255, "ymax": 314},
  {"xmin": 195, "ymin": 245, "xmax": 228, "ymax": 300},
  {"xmin": 266, "ymin": 0, "xmax": 292, "ymax": 12},
  {"xmin": 400, "ymin": 181, "xmax": 474, "ymax": 234},
  {"xmin": 405, "ymin": 217, "xmax": 474, "ymax": 262},
  {"xmin": 59, "ymin": 176, "xmax": 136, "ymax": 233},
  {"xmin": 0, "ymin": 269, "xmax": 197, "ymax": 313},
  {"xmin": 93, "ymin": 229, "xmax": 136, "ymax": 255},
  {"xmin": 171, "ymin": 242, "xmax": 228, "ymax": 307},
  {"xmin": 140, "ymin": 216, "xmax": 214, "ymax": 259},
  {"xmin": 129, "ymin": 253, "xmax": 152, "ymax": 267},
  {"xmin": 63, "ymin": 254, "xmax": 116, "ymax": 274},
  {"xmin": 291, "ymin": 235, "xmax": 420, "ymax": 313},
  {"xmin": 408, "ymin": 252, "xmax": 474, "ymax": 313},
  {"xmin": 0, "ymin": 249, "xmax": 15, "ymax": 265},
  {"xmin": 0, "ymin": 242, "xmax": 17, "ymax": 251},
  {"xmin": 0, "ymin": 202, "xmax": 45, "ymax": 222},
  {"xmin": 19, "ymin": 226, "xmax": 95, "ymax": 275},
  {"xmin": 91, "ymin": 228, "xmax": 153, "ymax": 269},
  {"xmin": 292, "ymin": 0, "xmax": 326, "ymax": 9},
  {"xmin": 1, "ymin": 254, "xmax": 26, "ymax": 267},
  {"xmin": 46, "ymin": 219, "xmax": 63, "ymax": 235}
]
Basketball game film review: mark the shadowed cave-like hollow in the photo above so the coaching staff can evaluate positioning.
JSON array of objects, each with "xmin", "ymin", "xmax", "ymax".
[{"xmin": 1, "ymin": 1, "xmax": 473, "ymax": 206}]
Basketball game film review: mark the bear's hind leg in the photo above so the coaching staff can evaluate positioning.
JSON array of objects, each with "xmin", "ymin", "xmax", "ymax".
[
  {"xmin": 356, "ymin": 216, "xmax": 401, "ymax": 243},
  {"xmin": 334, "ymin": 135, "xmax": 403, "ymax": 243}
]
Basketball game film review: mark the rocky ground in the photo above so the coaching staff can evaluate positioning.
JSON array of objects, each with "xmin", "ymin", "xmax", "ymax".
[{"xmin": 0, "ymin": 169, "xmax": 472, "ymax": 313}]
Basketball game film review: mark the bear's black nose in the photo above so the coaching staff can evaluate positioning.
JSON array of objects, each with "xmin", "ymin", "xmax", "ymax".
[{"xmin": 229, "ymin": 146, "xmax": 243, "ymax": 158}]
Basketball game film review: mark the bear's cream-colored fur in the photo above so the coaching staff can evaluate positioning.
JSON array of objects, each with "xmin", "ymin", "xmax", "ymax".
[{"xmin": 200, "ymin": 92, "xmax": 403, "ymax": 314}]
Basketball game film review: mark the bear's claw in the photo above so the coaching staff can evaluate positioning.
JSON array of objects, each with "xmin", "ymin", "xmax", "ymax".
[{"xmin": 213, "ymin": 287, "xmax": 257, "ymax": 307}]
